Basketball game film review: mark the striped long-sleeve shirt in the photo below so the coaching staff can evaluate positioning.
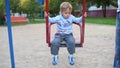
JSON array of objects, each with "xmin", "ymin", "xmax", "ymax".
[{"xmin": 49, "ymin": 14, "xmax": 82, "ymax": 34}]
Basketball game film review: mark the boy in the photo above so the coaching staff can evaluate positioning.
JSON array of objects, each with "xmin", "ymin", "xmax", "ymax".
[{"xmin": 46, "ymin": 2, "xmax": 87, "ymax": 65}]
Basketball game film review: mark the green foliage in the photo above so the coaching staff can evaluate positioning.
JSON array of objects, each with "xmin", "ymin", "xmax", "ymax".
[
  {"xmin": 0, "ymin": 0, "xmax": 5, "ymax": 25},
  {"xmin": 0, "ymin": 0, "xmax": 5, "ymax": 13},
  {"xmin": 49, "ymin": 0, "xmax": 63, "ymax": 14},
  {"xmin": 49, "ymin": 0, "xmax": 83, "ymax": 16},
  {"xmin": 19, "ymin": 0, "xmax": 42, "ymax": 19},
  {"xmin": 10, "ymin": 0, "xmax": 21, "ymax": 13},
  {"xmin": 0, "ymin": 0, "xmax": 118, "ymax": 20}
]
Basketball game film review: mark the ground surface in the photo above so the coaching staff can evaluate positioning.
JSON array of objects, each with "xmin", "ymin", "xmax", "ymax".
[{"xmin": 0, "ymin": 23, "xmax": 115, "ymax": 68}]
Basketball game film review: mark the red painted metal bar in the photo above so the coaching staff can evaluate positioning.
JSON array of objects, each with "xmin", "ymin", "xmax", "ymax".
[
  {"xmin": 81, "ymin": 0, "xmax": 86, "ymax": 47},
  {"xmin": 45, "ymin": 0, "xmax": 50, "ymax": 46},
  {"xmin": 45, "ymin": 0, "xmax": 48, "ymax": 43}
]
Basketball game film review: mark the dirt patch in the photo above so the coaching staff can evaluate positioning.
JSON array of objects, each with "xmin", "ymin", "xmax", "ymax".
[{"xmin": 0, "ymin": 24, "xmax": 115, "ymax": 68}]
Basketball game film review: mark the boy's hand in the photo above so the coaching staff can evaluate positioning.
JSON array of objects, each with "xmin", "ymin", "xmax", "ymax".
[
  {"xmin": 44, "ymin": 11, "xmax": 50, "ymax": 17},
  {"xmin": 84, "ymin": 12, "xmax": 87, "ymax": 17},
  {"xmin": 44, "ymin": 11, "xmax": 48, "ymax": 17}
]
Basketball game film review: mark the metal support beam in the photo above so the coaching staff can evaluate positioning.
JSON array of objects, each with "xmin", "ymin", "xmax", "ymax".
[{"xmin": 5, "ymin": 0, "xmax": 15, "ymax": 68}]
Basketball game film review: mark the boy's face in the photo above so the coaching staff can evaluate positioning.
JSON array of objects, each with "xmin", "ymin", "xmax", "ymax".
[{"xmin": 61, "ymin": 8, "xmax": 71, "ymax": 19}]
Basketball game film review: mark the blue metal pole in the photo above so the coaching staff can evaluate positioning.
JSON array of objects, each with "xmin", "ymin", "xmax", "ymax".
[
  {"xmin": 114, "ymin": 11, "xmax": 120, "ymax": 67},
  {"xmin": 113, "ymin": 56, "xmax": 117, "ymax": 67},
  {"xmin": 5, "ymin": 0, "xmax": 15, "ymax": 68}
]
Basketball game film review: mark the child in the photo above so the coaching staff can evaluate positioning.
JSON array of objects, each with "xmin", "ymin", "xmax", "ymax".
[{"xmin": 45, "ymin": 2, "xmax": 87, "ymax": 65}]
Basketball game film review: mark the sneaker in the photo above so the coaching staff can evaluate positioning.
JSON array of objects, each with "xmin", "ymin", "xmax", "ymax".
[
  {"xmin": 68, "ymin": 56, "xmax": 74, "ymax": 65},
  {"xmin": 52, "ymin": 56, "xmax": 58, "ymax": 65}
]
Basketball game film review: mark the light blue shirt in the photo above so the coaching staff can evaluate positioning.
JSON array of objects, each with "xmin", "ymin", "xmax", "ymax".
[
  {"xmin": 49, "ymin": 14, "xmax": 82, "ymax": 34},
  {"xmin": 117, "ymin": 0, "xmax": 120, "ymax": 12}
]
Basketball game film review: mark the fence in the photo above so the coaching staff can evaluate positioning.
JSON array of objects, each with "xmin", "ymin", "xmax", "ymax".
[{"xmin": 74, "ymin": 9, "xmax": 117, "ymax": 17}]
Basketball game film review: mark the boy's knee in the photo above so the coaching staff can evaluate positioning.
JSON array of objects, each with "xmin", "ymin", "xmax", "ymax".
[
  {"xmin": 51, "ymin": 40, "xmax": 60, "ymax": 46},
  {"xmin": 68, "ymin": 39, "xmax": 75, "ymax": 44}
]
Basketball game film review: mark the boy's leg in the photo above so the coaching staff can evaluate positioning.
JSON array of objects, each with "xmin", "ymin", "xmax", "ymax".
[
  {"xmin": 51, "ymin": 37, "xmax": 61, "ymax": 55},
  {"xmin": 51, "ymin": 36, "xmax": 61, "ymax": 65},
  {"xmin": 65, "ymin": 34, "xmax": 75, "ymax": 54},
  {"xmin": 65, "ymin": 34, "xmax": 75, "ymax": 65}
]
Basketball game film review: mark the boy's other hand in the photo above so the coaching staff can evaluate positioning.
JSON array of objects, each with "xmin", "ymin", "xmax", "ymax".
[
  {"xmin": 84, "ymin": 12, "xmax": 87, "ymax": 17},
  {"xmin": 44, "ymin": 11, "xmax": 48, "ymax": 17}
]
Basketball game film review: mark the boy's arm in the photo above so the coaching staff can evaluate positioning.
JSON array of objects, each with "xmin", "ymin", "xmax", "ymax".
[
  {"xmin": 49, "ymin": 16, "xmax": 58, "ymax": 23},
  {"xmin": 73, "ymin": 12, "xmax": 87, "ymax": 23},
  {"xmin": 45, "ymin": 11, "xmax": 58, "ymax": 23},
  {"xmin": 73, "ymin": 16, "xmax": 82, "ymax": 23}
]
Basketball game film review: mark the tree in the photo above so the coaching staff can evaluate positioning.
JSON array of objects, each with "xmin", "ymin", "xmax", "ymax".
[
  {"xmin": 10, "ymin": 0, "xmax": 20, "ymax": 13},
  {"xmin": 49, "ymin": 0, "xmax": 63, "ymax": 15},
  {"xmin": 49, "ymin": 0, "xmax": 84, "ymax": 16},
  {"xmin": 20, "ymin": 0, "xmax": 42, "ymax": 18},
  {"xmin": 0, "ymin": 0, "xmax": 44, "ymax": 22},
  {"xmin": 87, "ymin": 0, "xmax": 117, "ymax": 17},
  {"xmin": 0, "ymin": 0, "xmax": 5, "ymax": 14},
  {"xmin": 0, "ymin": 0, "xmax": 5, "ymax": 25}
]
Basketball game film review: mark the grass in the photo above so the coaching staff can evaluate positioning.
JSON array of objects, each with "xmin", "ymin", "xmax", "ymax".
[
  {"xmin": 29, "ymin": 17, "xmax": 116, "ymax": 25},
  {"xmin": 86, "ymin": 17, "xmax": 116, "ymax": 25},
  {"xmin": 0, "ymin": 19, "xmax": 45, "ymax": 26},
  {"xmin": 29, "ymin": 19, "xmax": 45, "ymax": 24},
  {"xmin": 0, "ymin": 17, "xmax": 116, "ymax": 26}
]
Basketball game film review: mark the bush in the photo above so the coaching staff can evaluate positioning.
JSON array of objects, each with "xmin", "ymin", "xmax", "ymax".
[{"xmin": 0, "ymin": 13, "xmax": 5, "ymax": 25}]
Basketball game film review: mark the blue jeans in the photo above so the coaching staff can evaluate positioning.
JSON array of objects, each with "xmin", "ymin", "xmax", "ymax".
[
  {"xmin": 115, "ymin": 12, "xmax": 120, "ymax": 61},
  {"xmin": 51, "ymin": 33, "xmax": 75, "ymax": 55}
]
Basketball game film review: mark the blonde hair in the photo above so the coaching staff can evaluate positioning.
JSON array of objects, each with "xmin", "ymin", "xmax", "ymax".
[{"xmin": 60, "ymin": 2, "xmax": 72, "ymax": 13}]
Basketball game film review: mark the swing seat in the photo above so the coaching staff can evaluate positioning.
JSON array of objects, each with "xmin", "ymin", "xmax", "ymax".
[
  {"xmin": 59, "ymin": 41, "xmax": 82, "ymax": 47},
  {"xmin": 50, "ymin": 35, "xmax": 82, "ymax": 47},
  {"xmin": 50, "ymin": 37, "xmax": 82, "ymax": 47}
]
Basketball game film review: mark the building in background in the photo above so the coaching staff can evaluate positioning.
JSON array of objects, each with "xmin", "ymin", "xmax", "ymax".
[
  {"xmin": 74, "ymin": 5, "xmax": 117, "ymax": 17},
  {"xmin": 87, "ymin": 5, "xmax": 117, "ymax": 17}
]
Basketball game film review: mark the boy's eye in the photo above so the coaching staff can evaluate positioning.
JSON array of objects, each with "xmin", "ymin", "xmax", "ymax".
[{"xmin": 65, "ymin": 12, "xmax": 70, "ymax": 14}]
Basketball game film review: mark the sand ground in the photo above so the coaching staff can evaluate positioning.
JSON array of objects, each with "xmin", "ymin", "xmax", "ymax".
[{"xmin": 0, "ymin": 23, "xmax": 116, "ymax": 68}]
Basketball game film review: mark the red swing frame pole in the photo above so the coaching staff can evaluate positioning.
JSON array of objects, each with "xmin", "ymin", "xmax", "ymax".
[
  {"xmin": 45, "ymin": 0, "xmax": 50, "ymax": 46},
  {"xmin": 81, "ymin": 0, "xmax": 86, "ymax": 46}
]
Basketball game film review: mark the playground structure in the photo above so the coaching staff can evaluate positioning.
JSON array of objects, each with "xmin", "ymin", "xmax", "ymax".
[
  {"xmin": 5, "ymin": 0, "xmax": 15, "ymax": 68},
  {"xmin": 45, "ymin": 0, "xmax": 86, "ymax": 47},
  {"xmin": 10, "ymin": 16, "xmax": 28, "ymax": 24},
  {"xmin": 5, "ymin": 0, "xmax": 86, "ymax": 67},
  {"xmin": 4, "ymin": 0, "xmax": 117, "ymax": 68}
]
